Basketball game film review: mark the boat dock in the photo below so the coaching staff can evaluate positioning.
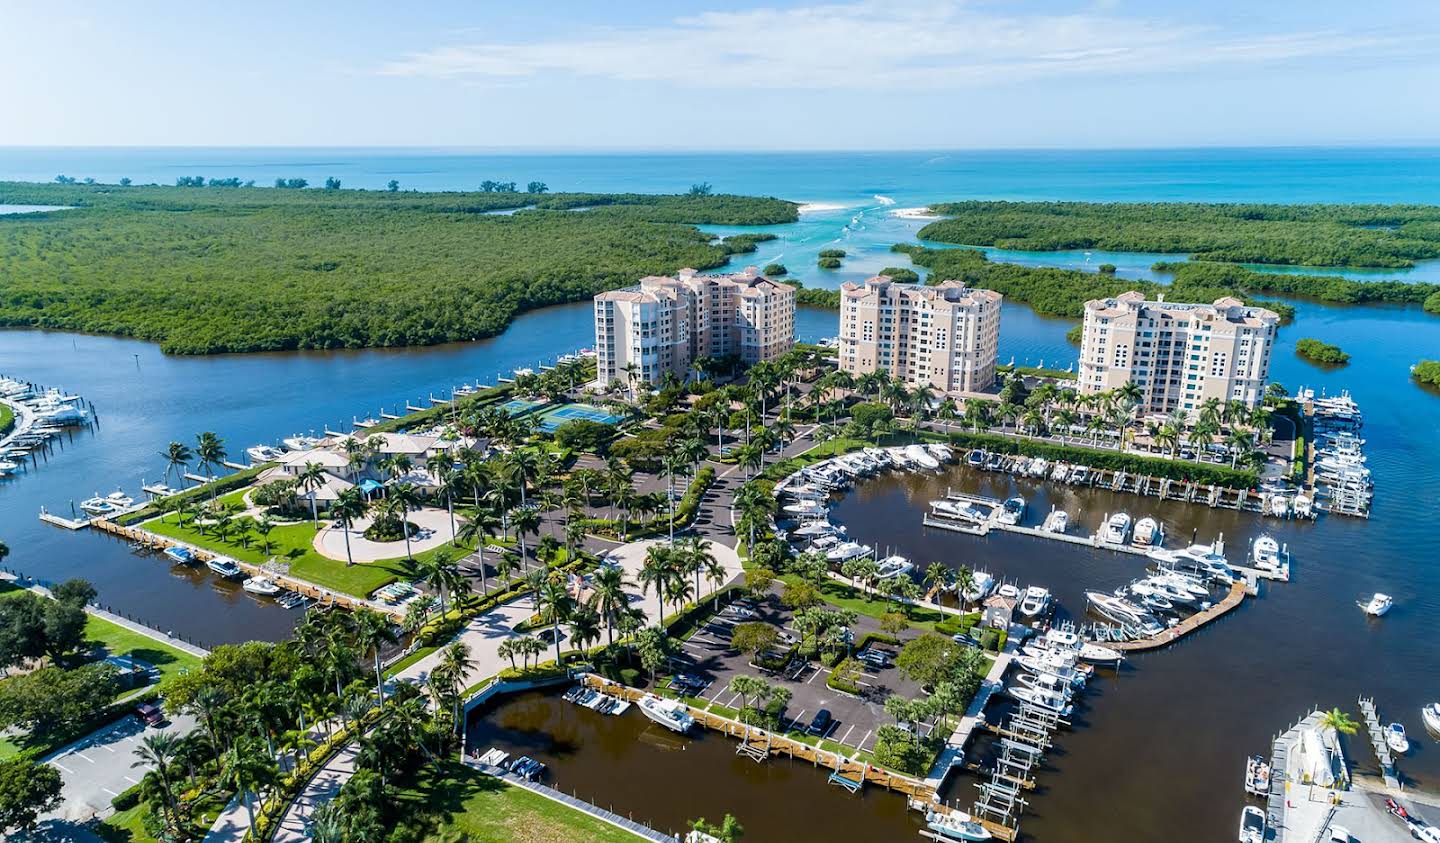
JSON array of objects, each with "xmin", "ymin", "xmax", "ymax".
[
  {"xmin": 1358, "ymin": 696, "xmax": 1401, "ymax": 788},
  {"xmin": 1107, "ymin": 580, "xmax": 1249, "ymax": 652}
]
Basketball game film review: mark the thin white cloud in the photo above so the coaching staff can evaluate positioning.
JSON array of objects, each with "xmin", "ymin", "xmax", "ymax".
[{"xmin": 377, "ymin": 0, "xmax": 1404, "ymax": 90}]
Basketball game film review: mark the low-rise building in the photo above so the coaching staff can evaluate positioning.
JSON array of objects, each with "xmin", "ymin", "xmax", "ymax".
[
  {"xmin": 837, "ymin": 275, "xmax": 1002, "ymax": 394},
  {"xmin": 1078, "ymin": 291, "xmax": 1280, "ymax": 417}
]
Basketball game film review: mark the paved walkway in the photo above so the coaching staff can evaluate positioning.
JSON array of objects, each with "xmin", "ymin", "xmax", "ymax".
[{"xmin": 312, "ymin": 506, "xmax": 457, "ymax": 562}]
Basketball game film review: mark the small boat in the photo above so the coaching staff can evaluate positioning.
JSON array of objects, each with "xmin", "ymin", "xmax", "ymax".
[
  {"xmin": 1017, "ymin": 586, "xmax": 1051, "ymax": 619},
  {"xmin": 1069, "ymin": 466, "xmax": 1090, "ymax": 484},
  {"xmin": 1101, "ymin": 512, "xmax": 1132, "ymax": 544},
  {"xmin": 1015, "ymin": 668, "xmax": 1083, "ymax": 694},
  {"xmin": 1044, "ymin": 627, "xmax": 1123, "ymax": 663},
  {"xmin": 1358, "ymin": 593, "xmax": 1392, "ymax": 617},
  {"xmin": 163, "ymin": 546, "xmax": 197, "ymax": 565},
  {"xmin": 996, "ymin": 496, "xmax": 1025, "ymax": 525},
  {"xmin": 826, "ymin": 541, "xmax": 871, "ymax": 562},
  {"xmin": 997, "ymin": 583, "xmax": 1021, "ymax": 601},
  {"xmin": 1041, "ymin": 509, "xmax": 1069, "ymax": 534},
  {"xmin": 79, "ymin": 495, "xmax": 118, "ymax": 516},
  {"xmin": 791, "ymin": 520, "xmax": 842, "ymax": 538},
  {"xmin": 1005, "ymin": 683, "xmax": 1073, "ymax": 717},
  {"xmin": 784, "ymin": 500, "xmax": 826, "ymax": 516},
  {"xmin": 1252, "ymin": 535, "xmax": 1289, "ymax": 575},
  {"xmin": 966, "ymin": 450, "xmax": 985, "ymax": 468},
  {"xmin": 638, "ymin": 694, "xmax": 695, "ymax": 733},
  {"xmin": 875, "ymin": 555, "xmax": 914, "ymax": 580},
  {"xmin": 1422, "ymin": 704, "xmax": 1440, "ymax": 735},
  {"xmin": 243, "ymin": 576, "xmax": 282, "ymax": 596},
  {"xmin": 1244, "ymin": 755, "xmax": 1272, "ymax": 796},
  {"xmin": 961, "ymin": 570, "xmax": 995, "ymax": 604},
  {"xmin": 925, "ymin": 808, "xmax": 992, "ymax": 841},
  {"xmin": 0, "ymin": 460, "xmax": 18, "ymax": 475},
  {"xmin": 925, "ymin": 443, "xmax": 954, "ymax": 463},
  {"xmin": 1131, "ymin": 517, "xmax": 1161, "ymax": 547},
  {"xmin": 1387, "ymin": 722, "xmax": 1410, "ymax": 754},
  {"xmin": 282, "ymin": 434, "xmax": 324, "ymax": 452},
  {"xmin": 931, "ymin": 499, "xmax": 985, "ymax": 522},
  {"xmin": 904, "ymin": 444, "xmax": 940, "ymax": 470},
  {"xmin": 207, "ymin": 558, "xmax": 243, "ymax": 579},
  {"xmin": 1238, "ymin": 805, "xmax": 1266, "ymax": 843}
]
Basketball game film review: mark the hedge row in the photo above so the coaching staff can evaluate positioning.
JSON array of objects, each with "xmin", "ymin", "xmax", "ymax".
[{"xmin": 924, "ymin": 430, "xmax": 1259, "ymax": 489}]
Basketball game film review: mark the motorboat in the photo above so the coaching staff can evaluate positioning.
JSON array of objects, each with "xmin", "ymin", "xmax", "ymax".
[
  {"xmin": 1135, "ymin": 592, "xmax": 1174, "ymax": 613},
  {"xmin": 997, "ymin": 583, "xmax": 1021, "ymax": 601},
  {"xmin": 1244, "ymin": 755, "xmax": 1271, "ymax": 796},
  {"xmin": 1017, "ymin": 586, "xmax": 1051, "ymax": 618},
  {"xmin": 961, "ymin": 570, "xmax": 995, "ymax": 604},
  {"xmin": 80, "ymin": 495, "xmax": 118, "ymax": 516},
  {"xmin": 996, "ymin": 496, "xmax": 1026, "ymax": 526},
  {"xmin": 207, "ymin": 558, "xmax": 243, "ymax": 579},
  {"xmin": 1101, "ymin": 512, "xmax": 1132, "ymax": 544},
  {"xmin": 875, "ymin": 555, "xmax": 914, "ymax": 580},
  {"xmin": 1423, "ymin": 704, "xmax": 1440, "ymax": 734},
  {"xmin": 1252, "ymin": 535, "xmax": 1289, "ymax": 575},
  {"xmin": 784, "ymin": 500, "xmax": 826, "ymax": 516},
  {"xmin": 1069, "ymin": 466, "xmax": 1090, "ymax": 484},
  {"xmin": 785, "ymin": 485, "xmax": 829, "ymax": 502},
  {"xmin": 1050, "ymin": 462, "xmax": 1070, "ymax": 482},
  {"xmin": 966, "ymin": 449, "xmax": 985, "ymax": 468},
  {"xmin": 1015, "ymin": 650, "xmax": 1076, "ymax": 674},
  {"xmin": 1268, "ymin": 495, "xmax": 1291, "ymax": 517},
  {"xmin": 1041, "ymin": 509, "xmax": 1069, "ymax": 534},
  {"xmin": 1358, "ymin": 593, "xmax": 1392, "ymax": 617},
  {"xmin": 1086, "ymin": 591, "xmax": 1146, "ymax": 625},
  {"xmin": 104, "ymin": 490, "xmax": 134, "ymax": 509},
  {"xmin": 931, "ymin": 499, "xmax": 986, "ymax": 522},
  {"xmin": 1015, "ymin": 668, "xmax": 1083, "ymax": 695},
  {"xmin": 1149, "ymin": 573, "xmax": 1208, "ymax": 601},
  {"xmin": 825, "ymin": 541, "xmax": 872, "ymax": 562},
  {"xmin": 926, "ymin": 443, "xmax": 954, "ymax": 463},
  {"xmin": 243, "ymin": 576, "xmax": 282, "ymax": 596},
  {"xmin": 1043, "ymin": 627, "xmax": 1124, "ymax": 663},
  {"xmin": 1387, "ymin": 723, "xmax": 1410, "ymax": 754},
  {"xmin": 1238, "ymin": 805, "xmax": 1266, "ymax": 843},
  {"xmin": 925, "ymin": 809, "xmax": 992, "ymax": 841},
  {"xmin": 904, "ymin": 444, "xmax": 940, "ymax": 470},
  {"xmin": 791, "ymin": 520, "xmax": 843, "ymax": 539},
  {"xmin": 638, "ymin": 694, "xmax": 695, "ymax": 733},
  {"xmin": 246, "ymin": 444, "xmax": 288, "ymax": 463},
  {"xmin": 1131, "ymin": 517, "xmax": 1161, "ymax": 547},
  {"xmin": 163, "ymin": 546, "xmax": 197, "ymax": 565},
  {"xmin": 0, "ymin": 460, "xmax": 18, "ymax": 475},
  {"xmin": 1005, "ymin": 684, "xmax": 1073, "ymax": 717},
  {"xmin": 282, "ymin": 434, "xmax": 325, "ymax": 452}
]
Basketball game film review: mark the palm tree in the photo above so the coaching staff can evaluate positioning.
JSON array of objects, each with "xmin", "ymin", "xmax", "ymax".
[
  {"xmin": 159, "ymin": 441, "xmax": 192, "ymax": 486},
  {"xmin": 661, "ymin": 452, "xmax": 689, "ymax": 544},
  {"xmin": 297, "ymin": 461, "xmax": 329, "ymax": 522},
  {"xmin": 330, "ymin": 488, "xmax": 368, "ymax": 567},
  {"xmin": 354, "ymin": 610, "xmax": 398, "ymax": 705},
  {"xmin": 954, "ymin": 565, "xmax": 976, "ymax": 609},
  {"xmin": 389, "ymin": 482, "xmax": 423, "ymax": 559},
  {"xmin": 195, "ymin": 431, "xmax": 227, "ymax": 499},
  {"xmin": 567, "ymin": 606, "xmax": 602, "ymax": 657},
  {"xmin": 507, "ymin": 448, "xmax": 541, "ymax": 507},
  {"xmin": 510, "ymin": 506, "xmax": 541, "ymax": 569},
  {"xmin": 589, "ymin": 564, "xmax": 631, "ymax": 648},
  {"xmin": 639, "ymin": 545, "xmax": 675, "ymax": 621},
  {"xmin": 420, "ymin": 549, "xmax": 463, "ymax": 617},
  {"xmin": 428, "ymin": 453, "xmax": 462, "ymax": 542},
  {"xmin": 1319, "ymin": 707, "xmax": 1360, "ymax": 736},
  {"xmin": 222, "ymin": 735, "xmax": 273, "ymax": 832},
  {"xmin": 936, "ymin": 398, "xmax": 958, "ymax": 432},
  {"xmin": 437, "ymin": 641, "xmax": 475, "ymax": 734},
  {"xmin": 132, "ymin": 732, "xmax": 182, "ymax": 833}
]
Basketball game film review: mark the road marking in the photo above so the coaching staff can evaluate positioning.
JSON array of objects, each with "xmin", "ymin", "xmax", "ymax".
[
  {"xmin": 857, "ymin": 729, "xmax": 874, "ymax": 749},
  {"xmin": 708, "ymin": 686, "xmax": 727, "ymax": 703},
  {"xmin": 124, "ymin": 775, "xmax": 141, "ymax": 784},
  {"xmin": 787, "ymin": 709, "xmax": 807, "ymax": 731},
  {"xmin": 102, "ymin": 787, "xmax": 120, "ymax": 796},
  {"xmin": 725, "ymin": 693, "xmax": 741, "ymax": 708},
  {"xmin": 838, "ymin": 724, "xmax": 856, "ymax": 745},
  {"xmin": 99, "ymin": 744, "xmax": 117, "ymax": 753},
  {"xmin": 52, "ymin": 762, "xmax": 74, "ymax": 774},
  {"xmin": 807, "ymin": 667, "xmax": 829, "ymax": 685},
  {"xmin": 75, "ymin": 753, "xmax": 96, "ymax": 764}
]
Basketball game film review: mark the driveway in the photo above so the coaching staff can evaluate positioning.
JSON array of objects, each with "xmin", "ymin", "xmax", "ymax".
[{"xmin": 41, "ymin": 712, "xmax": 199, "ymax": 823}]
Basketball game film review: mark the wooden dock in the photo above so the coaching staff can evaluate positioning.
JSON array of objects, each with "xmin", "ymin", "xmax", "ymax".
[
  {"xmin": 39, "ymin": 509, "xmax": 91, "ymax": 530},
  {"xmin": 580, "ymin": 675, "xmax": 937, "ymax": 804},
  {"xmin": 1108, "ymin": 580, "xmax": 1248, "ymax": 652}
]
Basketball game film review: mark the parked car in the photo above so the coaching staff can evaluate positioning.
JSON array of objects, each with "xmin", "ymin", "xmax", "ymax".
[
  {"xmin": 807, "ymin": 709, "xmax": 833, "ymax": 736},
  {"xmin": 136, "ymin": 702, "xmax": 166, "ymax": 727}
]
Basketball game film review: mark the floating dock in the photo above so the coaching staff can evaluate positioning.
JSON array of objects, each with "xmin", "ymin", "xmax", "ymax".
[{"xmin": 1106, "ymin": 580, "xmax": 1249, "ymax": 652}]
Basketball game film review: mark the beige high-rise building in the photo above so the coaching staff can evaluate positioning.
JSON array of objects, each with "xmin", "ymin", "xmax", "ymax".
[
  {"xmin": 837, "ymin": 275, "xmax": 1003, "ymax": 394},
  {"xmin": 593, "ymin": 267, "xmax": 795, "ymax": 388},
  {"xmin": 1078, "ymin": 291, "xmax": 1280, "ymax": 417}
]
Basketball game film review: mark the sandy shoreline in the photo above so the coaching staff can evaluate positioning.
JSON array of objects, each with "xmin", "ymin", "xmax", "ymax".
[
  {"xmin": 796, "ymin": 202, "xmax": 849, "ymax": 213},
  {"xmin": 891, "ymin": 206, "xmax": 941, "ymax": 219}
]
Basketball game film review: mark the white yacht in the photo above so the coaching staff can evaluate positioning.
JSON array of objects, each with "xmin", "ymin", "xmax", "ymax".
[
  {"xmin": 207, "ymin": 557, "xmax": 243, "ymax": 579},
  {"xmin": 783, "ymin": 500, "xmax": 826, "ymax": 516},
  {"xmin": 163, "ymin": 546, "xmax": 197, "ymax": 565},
  {"xmin": 1422, "ymin": 703, "xmax": 1440, "ymax": 734},
  {"xmin": 961, "ymin": 570, "xmax": 995, "ymax": 604},
  {"xmin": 1043, "ymin": 627, "xmax": 1124, "ymax": 663},
  {"xmin": 638, "ymin": 694, "xmax": 695, "ymax": 733},
  {"xmin": 79, "ymin": 495, "xmax": 118, "ymax": 516},
  {"xmin": 826, "ymin": 541, "xmax": 872, "ymax": 562},
  {"xmin": 925, "ymin": 443, "xmax": 954, "ymax": 463},
  {"xmin": 924, "ymin": 808, "xmax": 992, "ymax": 841},
  {"xmin": 1251, "ymin": 535, "xmax": 1289, "ymax": 576},
  {"xmin": 282, "ymin": 434, "xmax": 324, "ymax": 452},
  {"xmin": 875, "ymin": 555, "xmax": 914, "ymax": 580},
  {"xmin": 1358, "ymin": 593, "xmax": 1393, "ymax": 617},
  {"xmin": 1131, "ymin": 517, "xmax": 1161, "ymax": 547},
  {"xmin": 1041, "ymin": 509, "xmax": 1069, "ymax": 534},
  {"xmin": 931, "ymin": 499, "xmax": 985, "ymax": 522},
  {"xmin": 104, "ymin": 490, "xmax": 134, "ymax": 509},
  {"xmin": 1101, "ymin": 512, "xmax": 1132, "ymax": 544},
  {"xmin": 997, "ymin": 583, "xmax": 1021, "ymax": 602},
  {"xmin": 996, "ymin": 496, "xmax": 1026, "ymax": 526},
  {"xmin": 246, "ymin": 444, "xmax": 288, "ymax": 463},
  {"xmin": 1085, "ymin": 591, "xmax": 1146, "ymax": 625},
  {"xmin": 791, "ymin": 520, "xmax": 842, "ymax": 539},
  {"xmin": 243, "ymin": 576, "xmax": 282, "ymax": 596},
  {"xmin": 1387, "ymin": 723, "xmax": 1410, "ymax": 754},
  {"xmin": 1017, "ymin": 586, "xmax": 1051, "ymax": 619},
  {"xmin": 904, "ymin": 444, "xmax": 940, "ymax": 470},
  {"xmin": 1005, "ymin": 684, "xmax": 1073, "ymax": 717}
]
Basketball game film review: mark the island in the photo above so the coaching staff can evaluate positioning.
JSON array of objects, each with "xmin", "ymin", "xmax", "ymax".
[{"xmin": 1295, "ymin": 338, "xmax": 1351, "ymax": 365}]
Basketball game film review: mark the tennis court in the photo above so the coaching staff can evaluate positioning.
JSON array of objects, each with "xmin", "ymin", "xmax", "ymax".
[
  {"xmin": 499, "ymin": 398, "xmax": 545, "ymax": 417},
  {"xmin": 536, "ymin": 402, "xmax": 626, "ymax": 432}
]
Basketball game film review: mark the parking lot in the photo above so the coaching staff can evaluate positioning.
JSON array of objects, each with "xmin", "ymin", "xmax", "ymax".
[
  {"xmin": 43, "ymin": 711, "xmax": 198, "ymax": 822},
  {"xmin": 669, "ymin": 584, "xmax": 936, "ymax": 755}
]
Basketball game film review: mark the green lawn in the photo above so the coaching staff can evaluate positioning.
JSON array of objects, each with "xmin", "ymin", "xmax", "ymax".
[
  {"xmin": 394, "ymin": 760, "xmax": 643, "ymax": 843},
  {"xmin": 143, "ymin": 508, "xmax": 470, "ymax": 597},
  {"xmin": 0, "ymin": 402, "xmax": 14, "ymax": 436},
  {"xmin": 96, "ymin": 803, "xmax": 153, "ymax": 843},
  {"xmin": 778, "ymin": 573, "xmax": 946, "ymax": 631}
]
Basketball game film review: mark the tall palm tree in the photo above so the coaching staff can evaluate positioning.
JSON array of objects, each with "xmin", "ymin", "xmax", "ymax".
[
  {"xmin": 389, "ymin": 482, "xmax": 423, "ymax": 559},
  {"xmin": 638, "ymin": 545, "xmax": 675, "ymax": 621},
  {"xmin": 194, "ymin": 431, "xmax": 227, "ymax": 499},
  {"xmin": 330, "ymin": 488, "xmax": 368, "ymax": 567},
  {"xmin": 567, "ymin": 607, "xmax": 602, "ymax": 656},
  {"xmin": 133, "ymin": 732, "xmax": 182, "ymax": 834},
  {"xmin": 536, "ymin": 576, "xmax": 577, "ymax": 665},
  {"xmin": 296, "ymin": 461, "xmax": 329, "ymax": 522},
  {"xmin": 589, "ymin": 564, "xmax": 631, "ymax": 648},
  {"xmin": 437, "ymin": 641, "xmax": 475, "ymax": 734},
  {"xmin": 353, "ymin": 610, "xmax": 398, "ymax": 705},
  {"xmin": 510, "ymin": 506, "xmax": 541, "ymax": 569},
  {"xmin": 661, "ymin": 451, "xmax": 689, "ymax": 544},
  {"xmin": 159, "ymin": 441, "xmax": 192, "ymax": 486},
  {"xmin": 507, "ymin": 448, "xmax": 541, "ymax": 507},
  {"xmin": 420, "ymin": 549, "xmax": 462, "ymax": 616},
  {"xmin": 222, "ymin": 735, "xmax": 273, "ymax": 832}
]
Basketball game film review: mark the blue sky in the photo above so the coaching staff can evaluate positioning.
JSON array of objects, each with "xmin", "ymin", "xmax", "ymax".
[{"xmin": 3, "ymin": 0, "xmax": 1438, "ymax": 149}]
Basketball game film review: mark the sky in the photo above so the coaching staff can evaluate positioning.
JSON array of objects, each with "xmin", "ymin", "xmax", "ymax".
[{"xmin": 2, "ymin": 0, "xmax": 1438, "ymax": 149}]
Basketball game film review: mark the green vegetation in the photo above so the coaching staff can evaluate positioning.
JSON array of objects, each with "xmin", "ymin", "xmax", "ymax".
[
  {"xmin": 878, "ymin": 267, "xmax": 920, "ymax": 282},
  {"xmin": 0, "ymin": 182, "xmax": 796, "ymax": 354},
  {"xmin": 1295, "ymin": 338, "xmax": 1351, "ymax": 365},
  {"xmin": 388, "ymin": 761, "xmax": 642, "ymax": 843},
  {"xmin": 763, "ymin": 262, "xmax": 788, "ymax": 276},
  {"xmin": 819, "ymin": 248, "xmax": 847, "ymax": 258},
  {"xmin": 996, "ymin": 363, "xmax": 1077, "ymax": 380},
  {"xmin": 0, "ymin": 404, "xmax": 12, "ymax": 437},
  {"xmin": 1413, "ymin": 360, "xmax": 1440, "ymax": 387},
  {"xmin": 794, "ymin": 287, "xmax": 841, "ymax": 308},
  {"xmin": 817, "ymin": 256, "xmax": 842, "ymax": 269},
  {"xmin": 918, "ymin": 200, "xmax": 1440, "ymax": 267},
  {"xmin": 1065, "ymin": 324, "xmax": 1083, "ymax": 344},
  {"xmin": 0, "ymin": 757, "xmax": 62, "ymax": 836},
  {"xmin": 720, "ymin": 232, "xmax": 779, "ymax": 254}
]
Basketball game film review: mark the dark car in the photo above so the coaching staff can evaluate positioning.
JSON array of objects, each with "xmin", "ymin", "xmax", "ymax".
[
  {"xmin": 807, "ymin": 708, "xmax": 833, "ymax": 736},
  {"xmin": 136, "ymin": 702, "xmax": 166, "ymax": 727}
]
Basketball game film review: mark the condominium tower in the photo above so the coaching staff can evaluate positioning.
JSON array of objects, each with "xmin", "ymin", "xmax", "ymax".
[
  {"xmin": 1077, "ymin": 291, "xmax": 1280, "ymax": 416},
  {"xmin": 593, "ymin": 268, "xmax": 796, "ymax": 387},
  {"xmin": 837, "ymin": 275, "xmax": 1003, "ymax": 394}
]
